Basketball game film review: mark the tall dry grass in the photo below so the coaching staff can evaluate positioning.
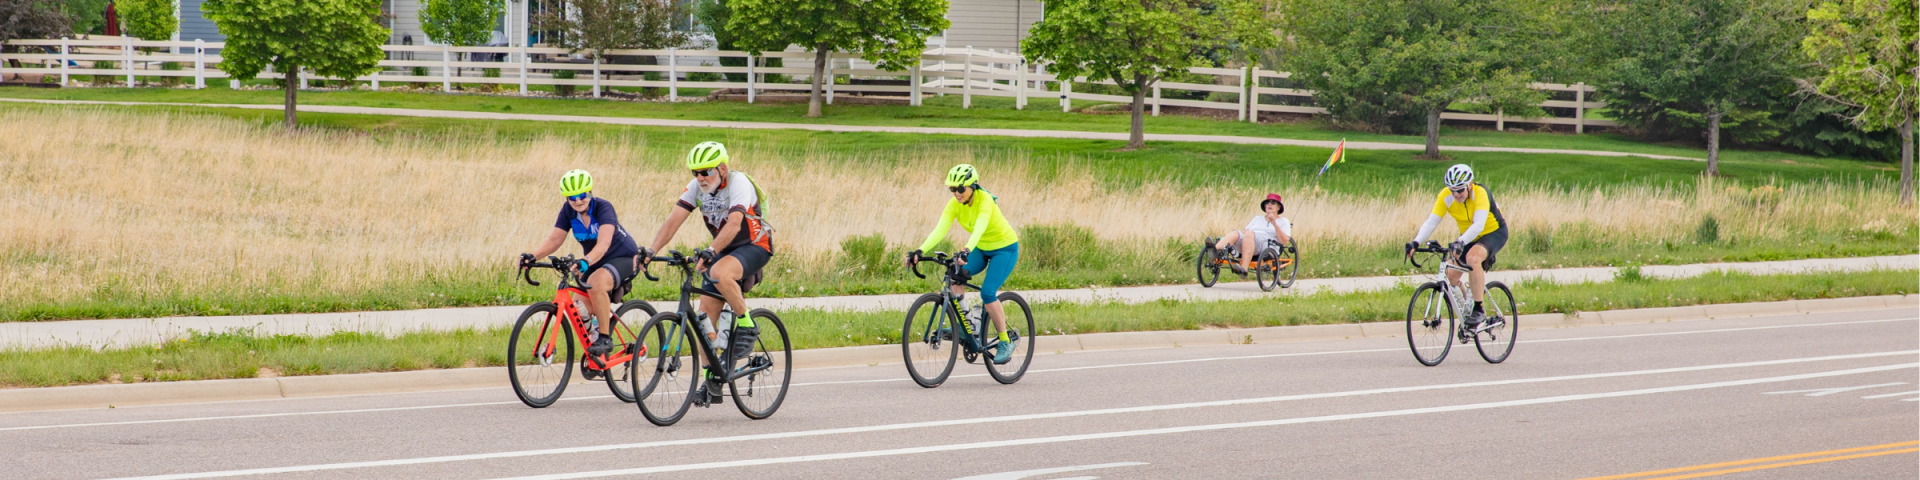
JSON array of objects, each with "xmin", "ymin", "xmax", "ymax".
[{"xmin": 0, "ymin": 107, "xmax": 1912, "ymax": 315}]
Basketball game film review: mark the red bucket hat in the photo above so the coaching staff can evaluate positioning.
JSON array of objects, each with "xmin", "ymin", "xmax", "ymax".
[{"xmin": 1261, "ymin": 193, "xmax": 1284, "ymax": 214}]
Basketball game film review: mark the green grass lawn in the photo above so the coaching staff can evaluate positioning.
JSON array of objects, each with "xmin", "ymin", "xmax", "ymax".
[
  {"xmin": 3, "ymin": 268, "xmax": 1908, "ymax": 388},
  {"xmin": 0, "ymin": 101, "xmax": 1894, "ymax": 195},
  {"xmin": 0, "ymin": 83, "xmax": 1891, "ymax": 168}
]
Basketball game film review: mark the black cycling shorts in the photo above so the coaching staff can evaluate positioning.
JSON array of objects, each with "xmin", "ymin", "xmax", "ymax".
[
  {"xmin": 1462, "ymin": 227, "xmax": 1507, "ymax": 270},
  {"xmin": 703, "ymin": 244, "xmax": 771, "ymax": 295},
  {"xmin": 591, "ymin": 255, "xmax": 638, "ymax": 301}
]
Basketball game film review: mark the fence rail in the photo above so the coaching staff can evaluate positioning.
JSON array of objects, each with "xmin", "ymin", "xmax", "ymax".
[{"xmin": 1, "ymin": 38, "xmax": 1616, "ymax": 130}]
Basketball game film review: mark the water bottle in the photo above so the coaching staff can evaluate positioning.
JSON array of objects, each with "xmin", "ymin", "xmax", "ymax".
[
  {"xmin": 966, "ymin": 305, "xmax": 984, "ymax": 341},
  {"xmin": 575, "ymin": 297, "xmax": 599, "ymax": 343},
  {"xmin": 694, "ymin": 312, "xmax": 717, "ymax": 344}
]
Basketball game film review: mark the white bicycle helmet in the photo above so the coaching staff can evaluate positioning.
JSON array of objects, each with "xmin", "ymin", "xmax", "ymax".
[{"xmin": 1444, "ymin": 164, "xmax": 1474, "ymax": 189}]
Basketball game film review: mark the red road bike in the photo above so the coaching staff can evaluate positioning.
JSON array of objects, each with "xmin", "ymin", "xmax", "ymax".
[{"xmin": 508, "ymin": 254, "xmax": 657, "ymax": 407}]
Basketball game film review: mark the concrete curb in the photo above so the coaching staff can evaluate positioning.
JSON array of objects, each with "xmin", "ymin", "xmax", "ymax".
[{"xmin": 2, "ymin": 294, "xmax": 1911, "ymax": 412}]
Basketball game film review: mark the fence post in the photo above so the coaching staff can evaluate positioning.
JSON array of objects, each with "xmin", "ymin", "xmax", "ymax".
[
  {"xmin": 910, "ymin": 61, "xmax": 921, "ymax": 107},
  {"xmin": 1152, "ymin": 84, "xmax": 1161, "ymax": 117},
  {"xmin": 1246, "ymin": 67, "xmax": 1259, "ymax": 123},
  {"xmin": 59, "ymin": 38, "xmax": 69, "ymax": 86},
  {"xmin": 961, "ymin": 47, "xmax": 972, "ymax": 109},
  {"xmin": 300, "ymin": 68, "xmax": 308, "ymax": 89},
  {"xmin": 193, "ymin": 39, "xmax": 205, "ymax": 89},
  {"xmin": 1574, "ymin": 82, "xmax": 1586, "ymax": 134},
  {"xmin": 824, "ymin": 53, "xmax": 834, "ymax": 105},
  {"xmin": 441, "ymin": 44, "xmax": 452, "ymax": 92},
  {"xmin": 667, "ymin": 47, "xmax": 677, "ymax": 102},
  {"xmin": 1061, "ymin": 76, "xmax": 1072, "ymax": 112},
  {"xmin": 123, "ymin": 36, "xmax": 134, "ymax": 88},
  {"xmin": 519, "ymin": 36, "xmax": 529, "ymax": 96},
  {"xmin": 747, "ymin": 54, "xmax": 756, "ymax": 103},
  {"xmin": 1496, "ymin": 108, "xmax": 1504, "ymax": 131},
  {"xmin": 1014, "ymin": 59, "xmax": 1025, "ymax": 110},
  {"xmin": 592, "ymin": 56, "xmax": 601, "ymax": 98}
]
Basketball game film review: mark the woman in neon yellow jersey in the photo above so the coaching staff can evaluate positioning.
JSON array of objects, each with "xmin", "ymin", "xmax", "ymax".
[{"xmin": 905, "ymin": 164, "xmax": 1021, "ymax": 365}]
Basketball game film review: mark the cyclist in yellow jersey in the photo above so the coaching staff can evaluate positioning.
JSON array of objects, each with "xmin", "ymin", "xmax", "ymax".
[
  {"xmin": 1405, "ymin": 164, "xmax": 1509, "ymax": 328},
  {"xmin": 904, "ymin": 164, "xmax": 1022, "ymax": 365}
]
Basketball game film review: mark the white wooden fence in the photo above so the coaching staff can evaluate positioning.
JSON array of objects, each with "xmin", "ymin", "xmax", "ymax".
[{"xmin": 0, "ymin": 38, "xmax": 1616, "ymax": 130}]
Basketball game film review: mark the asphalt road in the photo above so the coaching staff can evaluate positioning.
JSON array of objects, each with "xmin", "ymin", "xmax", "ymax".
[{"xmin": 3, "ymin": 308, "xmax": 1915, "ymax": 480}]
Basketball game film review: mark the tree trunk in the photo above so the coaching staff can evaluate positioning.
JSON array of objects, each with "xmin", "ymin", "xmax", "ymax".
[
  {"xmin": 1128, "ymin": 74, "xmax": 1147, "ymax": 150},
  {"xmin": 1901, "ymin": 114, "xmax": 1913, "ymax": 205},
  {"xmin": 1423, "ymin": 105, "xmax": 1442, "ymax": 158},
  {"xmin": 806, "ymin": 46, "xmax": 828, "ymax": 118},
  {"xmin": 283, "ymin": 65, "xmax": 299, "ymax": 130},
  {"xmin": 1705, "ymin": 111, "xmax": 1722, "ymax": 177}
]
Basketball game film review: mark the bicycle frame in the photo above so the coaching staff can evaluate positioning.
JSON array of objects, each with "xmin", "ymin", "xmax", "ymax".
[
  {"xmin": 909, "ymin": 252, "xmax": 1004, "ymax": 355},
  {"xmin": 1408, "ymin": 243, "xmax": 1501, "ymax": 332},
  {"xmin": 522, "ymin": 256, "xmax": 638, "ymax": 373},
  {"xmin": 641, "ymin": 251, "xmax": 774, "ymax": 384},
  {"xmin": 1208, "ymin": 240, "xmax": 1294, "ymax": 272}
]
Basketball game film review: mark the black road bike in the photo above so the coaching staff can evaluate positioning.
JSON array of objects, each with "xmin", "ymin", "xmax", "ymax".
[
  {"xmin": 901, "ymin": 251, "xmax": 1036, "ymax": 388},
  {"xmin": 628, "ymin": 249, "xmax": 792, "ymax": 426}
]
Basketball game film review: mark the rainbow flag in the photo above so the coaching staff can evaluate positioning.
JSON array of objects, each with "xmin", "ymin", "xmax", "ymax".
[{"xmin": 1316, "ymin": 139, "xmax": 1347, "ymax": 177}]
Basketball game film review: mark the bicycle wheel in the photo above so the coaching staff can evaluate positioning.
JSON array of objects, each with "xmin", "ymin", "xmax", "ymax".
[
  {"xmin": 1405, "ymin": 283, "xmax": 1454, "ymax": 367},
  {"xmin": 1255, "ymin": 246, "xmax": 1279, "ymax": 292},
  {"xmin": 508, "ymin": 303, "xmax": 574, "ymax": 408},
  {"xmin": 1276, "ymin": 239, "xmax": 1299, "ymax": 289},
  {"xmin": 901, "ymin": 293, "xmax": 959, "ymax": 388},
  {"xmin": 1196, "ymin": 242, "xmax": 1221, "ymax": 288},
  {"xmin": 633, "ymin": 312, "xmax": 698, "ymax": 426},
  {"xmin": 986, "ymin": 292, "xmax": 1036, "ymax": 384},
  {"xmin": 1474, "ymin": 281, "xmax": 1519, "ymax": 364},
  {"xmin": 605, "ymin": 300, "xmax": 657, "ymax": 403},
  {"xmin": 729, "ymin": 309, "xmax": 793, "ymax": 420}
]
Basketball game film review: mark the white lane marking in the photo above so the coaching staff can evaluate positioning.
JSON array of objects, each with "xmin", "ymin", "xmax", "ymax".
[
  {"xmin": 99, "ymin": 350, "xmax": 1919, "ymax": 480},
  {"xmin": 783, "ymin": 317, "xmax": 1920, "ymax": 388},
  {"xmin": 1861, "ymin": 391, "xmax": 1920, "ymax": 399},
  {"xmin": 488, "ymin": 363, "xmax": 1920, "ymax": 479},
  {"xmin": 950, "ymin": 462, "xmax": 1148, "ymax": 480},
  {"xmin": 12, "ymin": 316, "xmax": 1913, "ymax": 432},
  {"xmin": 0, "ymin": 395, "xmax": 612, "ymax": 433},
  {"xmin": 1764, "ymin": 382, "xmax": 1907, "ymax": 396}
]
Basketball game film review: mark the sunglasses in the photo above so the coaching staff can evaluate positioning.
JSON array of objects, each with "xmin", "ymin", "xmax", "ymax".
[
  {"xmin": 1449, "ymin": 186, "xmax": 1469, "ymax": 194},
  {"xmin": 949, "ymin": 186, "xmax": 969, "ymax": 194},
  {"xmin": 692, "ymin": 168, "xmax": 717, "ymax": 178},
  {"xmin": 567, "ymin": 192, "xmax": 592, "ymax": 202}
]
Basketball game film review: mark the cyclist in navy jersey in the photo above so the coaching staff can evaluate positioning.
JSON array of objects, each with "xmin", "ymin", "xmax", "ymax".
[{"xmin": 521, "ymin": 169, "xmax": 641, "ymax": 358}]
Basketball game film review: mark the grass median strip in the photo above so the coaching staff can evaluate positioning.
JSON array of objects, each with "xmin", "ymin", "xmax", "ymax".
[{"xmin": 1, "ymin": 269, "xmax": 1909, "ymax": 388}]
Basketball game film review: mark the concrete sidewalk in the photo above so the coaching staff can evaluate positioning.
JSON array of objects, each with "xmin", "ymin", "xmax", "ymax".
[
  {"xmin": 0, "ymin": 98, "xmax": 1702, "ymax": 161},
  {"xmin": 0, "ymin": 255, "xmax": 1910, "ymax": 350}
]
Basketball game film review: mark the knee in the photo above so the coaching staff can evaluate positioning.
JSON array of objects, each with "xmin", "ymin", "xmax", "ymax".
[{"xmin": 711, "ymin": 259, "xmax": 743, "ymax": 281}]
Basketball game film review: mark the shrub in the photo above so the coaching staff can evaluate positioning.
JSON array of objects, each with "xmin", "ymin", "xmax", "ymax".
[
  {"xmin": 91, "ymin": 60, "xmax": 119, "ymax": 86},
  {"xmin": 157, "ymin": 61, "xmax": 182, "ymax": 86},
  {"xmin": 1693, "ymin": 215, "xmax": 1721, "ymax": 244},
  {"xmin": 1614, "ymin": 265, "xmax": 1646, "ymax": 282},
  {"xmin": 1019, "ymin": 223, "xmax": 1100, "ymax": 271},
  {"xmin": 410, "ymin": 66, "xmax": 430, "ymax": 89},
  {"xmin": 642, "ymin": 71, "xmax": 664, "ymax": 98},
  {"xmin": 837, "ymin": 233, "xmax": 895, "ymax": 277},
  {"xmin": 552, "ymin": 69, "xmax": 576, "ymax": 97},
  {"xmin": 686, "ymin": 62, "xmax": 722, "ymax": 83},
  {"xmin": 1522, "ymin": 224, "xmax": 1553, "ymax": 254}
]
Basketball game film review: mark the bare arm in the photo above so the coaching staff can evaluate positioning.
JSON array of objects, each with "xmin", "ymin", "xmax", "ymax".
[
  {"xmin": 584, "ymin": 224, "xmax": 614, "ymax": 265},
  {"xmin": 647, "ymin": 205, "xmax": 694, "ymax": 256},
  {"xmin": 1268, "ymin": 217, "xmax": 1291, "ymax": 244},
  {"xmin": 529, "ymin": 227, "xmax": 567, "ymax": 259}
]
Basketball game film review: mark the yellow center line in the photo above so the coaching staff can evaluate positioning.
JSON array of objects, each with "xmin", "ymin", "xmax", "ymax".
[
  {"xmin": 1574, "ymin": 440, "xmax": 1920, "ymax": 480},
  {"xmin": 1644, "ymin": 447, "xmax": 1920, "ymax": 480}
]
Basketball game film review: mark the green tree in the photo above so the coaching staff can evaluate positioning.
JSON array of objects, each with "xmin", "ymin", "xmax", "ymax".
[
  {"xmin": 420, "ymin": 0, "xmax": 500, "ymax": 47},
  {"xmin": 203, "ymin": 0, "xmax": 388, "ymax": 129},
  {"xmin": 62, "ymin": 0, "xmax": 108, "ymax": 35},
  {"xmin": 728, "ymin": 0, "xmax": 949, "ymax": 117},
  {"xmin": 694, "ymin": 0, "xmax": 781, "ymax": 82},
  {"xmin": 1593, "ymin": 0, "xmax": 1809, "ymax": 175},
  {"xmin": 118, "ymin": 0, "xmax": 178, "ymax": 41},
  {"xmin": 420, "ymin": 0, "xmax": 502, "ymax": 79},
  {"xmin": 1801, "ymin": 0, "xmax": 1917, "ymax": 203},
  {"xmin": 1024, "ymin": 0, "xmax": 1277, "ymax": 150},
  {"xmin": 1277, "ymin": 0, "xmax": 1551, "ymax": 158},
  {"xmin": 535, "ymin": 0, "xmax": 687, "ymax": 57}
]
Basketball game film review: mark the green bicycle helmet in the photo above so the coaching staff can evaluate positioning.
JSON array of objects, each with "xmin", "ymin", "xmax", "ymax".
[
  {"xmin": 945, "ymin": 164, "xmax": 980, "ymax": 188},
  {"xmin": 686, "ymin": 141, "xmax": 730, "ymax": 170},
  {"xmin": 559, "ymin": 169, "xmax": 594, "ymax": 197}
]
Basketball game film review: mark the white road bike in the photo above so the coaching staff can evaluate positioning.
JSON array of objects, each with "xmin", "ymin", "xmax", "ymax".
[{"xmin": 1405, "ymin": 241, "xmax": 1518, "ymax": 366}]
